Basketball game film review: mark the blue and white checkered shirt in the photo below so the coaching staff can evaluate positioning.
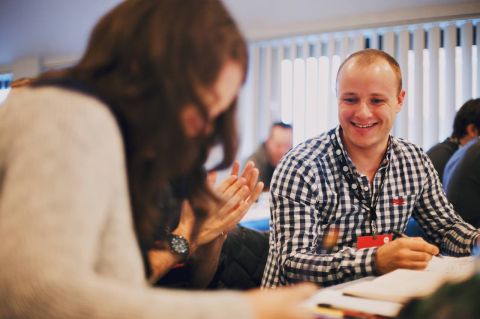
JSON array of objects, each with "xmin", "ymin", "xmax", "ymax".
[{"xmin": 262, "ymin": 126, "xmax": 480, "ymax": 288}]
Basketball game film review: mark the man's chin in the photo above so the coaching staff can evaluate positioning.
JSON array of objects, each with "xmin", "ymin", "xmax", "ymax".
[{"xmin": 345, "ymin": 137, "xmax": 378, "ymax": 151}]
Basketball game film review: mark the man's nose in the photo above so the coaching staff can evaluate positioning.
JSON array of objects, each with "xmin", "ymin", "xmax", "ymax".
[{"xmin": 356, "ymin": 100, "xmax": 372, "ymax": 117}]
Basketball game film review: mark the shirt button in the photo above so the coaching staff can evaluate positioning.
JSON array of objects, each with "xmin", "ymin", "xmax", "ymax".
[
  {"xmin": 331, "ymin": 134, "xmax": 335, "ymax": 140},
  {"xmin": 343, "ymin": 166, "xmax": 348, "ymax": 172},
  {"xmin": 364, "ymin": 186, "xmax": 369, "ymax": 192},
  {"xmin": 336, "ymin": 149, "xmax": 342, "ymax": 155},
  {"xmin": 351, "ymin": 184, "xmax": 357, "ymax": 190}
]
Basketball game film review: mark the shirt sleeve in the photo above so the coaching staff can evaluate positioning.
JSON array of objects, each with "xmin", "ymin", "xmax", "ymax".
[
  {"xmin": 412, "ymin": 152, "xmax": 480, "ymax": 256},
  {"xmin": 0, "ymin": 91, "xmax": 253, "ymax": 319},
  {"xmin": 269, "ymin": 155, "xmax": 377, "ymax": 287}
]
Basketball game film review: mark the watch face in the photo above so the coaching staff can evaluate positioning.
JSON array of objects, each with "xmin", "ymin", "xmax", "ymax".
[
  {"xmin": 168, "ymin": 234, "xmax": 190, "ymax": 261},
  {"xmin": 171, "ymin": 236, "xmax": 188, "ymax": 254}
]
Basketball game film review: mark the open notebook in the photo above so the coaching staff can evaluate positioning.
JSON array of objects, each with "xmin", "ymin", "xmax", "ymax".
[{"xmin": 342, "ymin": 256, "xmax": 475, "ymax": 304}]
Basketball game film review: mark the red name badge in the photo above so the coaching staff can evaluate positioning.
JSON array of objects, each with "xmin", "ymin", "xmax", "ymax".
[{"xmin": 357, "ymin": 234, "xmax": 393, "ymax": 249}]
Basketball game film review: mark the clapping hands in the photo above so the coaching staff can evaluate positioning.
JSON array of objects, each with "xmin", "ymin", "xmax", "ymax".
[{"xmin": 175, "ymin": 160, "xmax": 264, "ymax": 252}]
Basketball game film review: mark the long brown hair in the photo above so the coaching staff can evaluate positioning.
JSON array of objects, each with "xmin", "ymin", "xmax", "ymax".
[{"xmin": 39, "ymin": 0, "xmax": 247, "ymax": 251}]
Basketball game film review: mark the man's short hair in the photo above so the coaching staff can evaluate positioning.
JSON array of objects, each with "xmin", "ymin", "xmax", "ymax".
[
  {"xmin": 336, "ymin": 49, "xmax": 403, "ymax": 95},
  {"xmin": 452, "ymin": 98, "xmax": 480, "ymax": 139},
  {"xmin": 272, "ymin": 122, "xmax": 292, "ymax": 130}
]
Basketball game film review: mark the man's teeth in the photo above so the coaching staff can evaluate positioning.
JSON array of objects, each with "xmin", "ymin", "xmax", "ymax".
[{"xmin": 354, "ymin": 123, "xmax": 374, "ymax": 128}]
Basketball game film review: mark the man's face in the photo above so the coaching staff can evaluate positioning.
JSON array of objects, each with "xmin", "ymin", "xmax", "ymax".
[
  {"xmin": 266, "ymin": 126, "xmax": 293, "ymax": 166},
  {"xmin": 337, "ymin": 59, "xmax": 405, "ymax": 156}
]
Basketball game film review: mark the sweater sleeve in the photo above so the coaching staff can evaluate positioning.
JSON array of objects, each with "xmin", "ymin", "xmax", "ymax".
[{"xmin": 0, "ymin": 89, "xmax": 254, "ymax": 319}]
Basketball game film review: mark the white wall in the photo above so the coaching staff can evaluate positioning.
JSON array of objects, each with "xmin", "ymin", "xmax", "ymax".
[{"xmin": 0, "ymin": 0, "xmax": 121, "ymax": 77}]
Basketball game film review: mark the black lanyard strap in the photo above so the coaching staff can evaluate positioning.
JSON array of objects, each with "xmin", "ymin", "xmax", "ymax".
[{"xmin": 331, "ymin": 133, "xmax": 391, "ymax": 237}]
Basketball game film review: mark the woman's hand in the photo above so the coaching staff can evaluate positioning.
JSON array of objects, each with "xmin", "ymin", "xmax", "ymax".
[
  {"xmin": 175, "ymin": 160, "xmax": 263, "ymax": 252},
  {"xmin": 149, "ymin": 161, "xmax": 263, "ymax": 286},
  {"xmin": 246, "ymin": 283, "xmax": 317, "ymax": 319}
]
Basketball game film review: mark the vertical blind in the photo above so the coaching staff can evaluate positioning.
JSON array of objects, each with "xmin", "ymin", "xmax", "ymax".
[
  {"xmin": 0, "ymin": 73, "xmax": 12, "ymax": 105},
  {"xmin": 237, "ymin": 18, "xmax": 480, "ymax": 158}
]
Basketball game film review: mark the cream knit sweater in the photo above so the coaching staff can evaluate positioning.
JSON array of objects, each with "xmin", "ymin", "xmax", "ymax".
[{"xmin": 0, "ymin": 87, "xmax": 253, "ymax": 319}]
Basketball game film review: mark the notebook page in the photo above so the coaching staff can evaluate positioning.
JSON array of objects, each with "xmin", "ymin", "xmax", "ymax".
[
  {"xmin": 304, "ymin": 289, "xmax": 403, "ymax": 317},
  {"xmin": 342, "ymin": 256, "xmax": 475, "ymax": 303}
]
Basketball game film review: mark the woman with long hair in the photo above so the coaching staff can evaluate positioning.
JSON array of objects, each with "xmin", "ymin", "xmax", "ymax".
[{"xmin": 0, "ymin": 0, "xmax": 315, "ymax": 318}]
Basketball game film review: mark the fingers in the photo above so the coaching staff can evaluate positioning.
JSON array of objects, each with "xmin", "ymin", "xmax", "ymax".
[
  {"xmin": 215, "ymin": 181, "xmax": 264, "ymax": 233},
  {"xmin": 217, "ymin": 161, "xmax": 260, "ymax": 196},
  {"xmin": 223, "ymin": 177, "xmax": 248, "ymax": 198},
  {"xmin": 397, "ymin": 238, "xmax": 439, "ymax": 256},
  {"xmin": 220, "ymin": 184, "xmax": 250, "ymax": 216},
  {"xmin": 240, "ymin": 161, "xmax": 255, "ymax": 179},
  {"xmin": 222, "ymin": 201, "xmax": 251, "ymax": 232},
  {"xmin": 215, "ymin": 175, "xmax": 237, "ymax": 194},
  {"xmin": 222, "ymin": 178, "xmax": 263, "ymax": 216},
  {"xmin": 246, "ymin": 181, "xmax": 264, "ymax": 206},
  {"xmin": 404, "ymin": 250, "xmax": 434, "ymax": 262},
  {"xmin": 397, "ymin": 243, "xmax": 435, "ymax": 270},
  {"xmin": 247, "ymin": 168, "xmax": 259, "ymax": 191},
  {"xmin": 241, "ymin": 161, "xmax": 259, "ymax": 189},
  {"xmin": 395, "ymin": 249, "xmax": 433, "ymax": 269},
  {"xmin": 219, "ymin": 191, "xmax": 258, "ymax": 232},
  {"xmin": 375, "ymin": 237, "xmax": 439, "ymax": 274},
  {"xmin": 230, "ymin": 160, "xmax": 240, "ymax": 177}
]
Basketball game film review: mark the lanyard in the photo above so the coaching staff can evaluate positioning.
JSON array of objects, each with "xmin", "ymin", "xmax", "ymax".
[{"xmin": 331, "ymin": 134, "xmax": 390, "ymax": 238}]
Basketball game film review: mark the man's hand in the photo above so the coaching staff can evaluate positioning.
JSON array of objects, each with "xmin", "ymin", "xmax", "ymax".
[{"xmin": 374, "ymin": 237, "xmax": 440, "ymax": 274}]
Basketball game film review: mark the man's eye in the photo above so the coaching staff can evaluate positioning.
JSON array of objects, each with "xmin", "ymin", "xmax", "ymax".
[
  {"xmin": 343, "ymin": 98, "xmax": 357, "ymax": 103},
  {"xmin": 371, "ymin": 98, "xmax": 384, "ymax": 104}
]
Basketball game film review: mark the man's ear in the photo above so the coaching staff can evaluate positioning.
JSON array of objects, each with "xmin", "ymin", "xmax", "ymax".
[
  {"xmin": 396, "ymin": 90, "xmax": 406, "ymax": 113},
  {"xmin": 180, "ymin": 105, "xmax": 205, "ymax": 138}
]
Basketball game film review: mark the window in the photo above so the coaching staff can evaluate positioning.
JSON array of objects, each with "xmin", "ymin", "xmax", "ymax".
[{"xmin": 240, "ymin": 19, "xmax": 480, "ymax": 153}]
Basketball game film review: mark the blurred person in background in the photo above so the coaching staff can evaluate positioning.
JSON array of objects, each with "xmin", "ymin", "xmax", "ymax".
[
  {"xmin": 444, "ymin": 139, "xmax": 480, "ymax": 227},
  {"xmin": 427, "ymin": 98, "xmax": 480, "ymax": 182},
  {"xmin": 246, "ymin": 122, "xmax": 292, "ymax": 190}
]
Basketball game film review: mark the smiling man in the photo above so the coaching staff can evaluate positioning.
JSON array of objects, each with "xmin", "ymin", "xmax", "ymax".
[{"xmin": 262, "ymin": 49, "xmax": 480, "ymax": 288}]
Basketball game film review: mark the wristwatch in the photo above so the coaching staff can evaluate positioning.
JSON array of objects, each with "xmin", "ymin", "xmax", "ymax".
[{"xmin": 167, "ymin": 233, "xmax": 190, "ymax": 262}]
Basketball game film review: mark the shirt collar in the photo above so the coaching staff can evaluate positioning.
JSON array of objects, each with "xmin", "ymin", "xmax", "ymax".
[{"xmin": 331, "ymin": 125, "xmax": 392, "ymax": 173}]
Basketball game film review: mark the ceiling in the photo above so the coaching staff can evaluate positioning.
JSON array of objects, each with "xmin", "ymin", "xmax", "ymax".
[
  {"xmin": 0, "ymin": 0, "xmax": 479, "ymax": 67},
  {"xmin": 223, "ymin": 0, "xmax": 480, "ymax": 40}
]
